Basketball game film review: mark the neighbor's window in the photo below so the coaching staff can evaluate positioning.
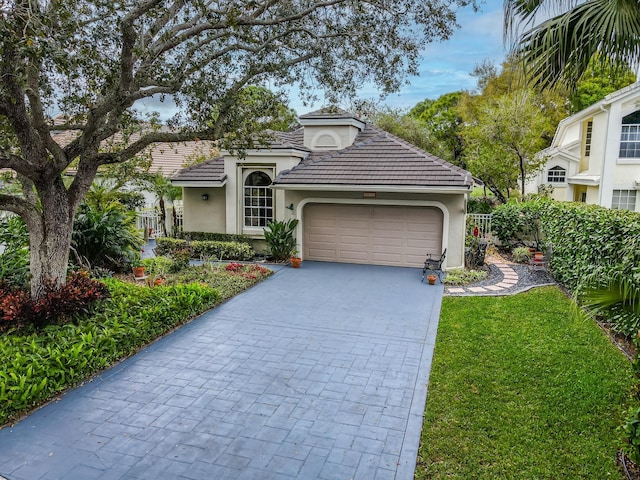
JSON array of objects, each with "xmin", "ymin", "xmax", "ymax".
[
  {"xmin": 244, "ymin": 171, "xmax": 273, "ymax": 227},
  {"xmin": 619, "ymin": 111, "xmax": 640, "ymax": 158},
  {"xmin": 612, "ymin": 189, "xmax": 637, "ymax": 210},
  {"xmin": 584, "ymin": 121, "xmax": 593, "ymax": 157},
  {"xmin": 547, "ymin": 166, "xmax": 566, "ymax": 183}
]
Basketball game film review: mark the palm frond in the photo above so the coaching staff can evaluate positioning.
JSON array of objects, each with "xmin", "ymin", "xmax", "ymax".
[{"xmin": 507, "ymin": 0, "xmax": 640, "ymax": 89}]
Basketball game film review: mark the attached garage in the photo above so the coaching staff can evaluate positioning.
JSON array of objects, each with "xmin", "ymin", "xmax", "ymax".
[{"xmin": 303, "ymin": 203, "xmax": 443, "ymax": 268}]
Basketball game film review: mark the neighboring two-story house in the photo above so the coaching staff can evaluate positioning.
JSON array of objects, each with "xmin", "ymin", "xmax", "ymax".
[
  {"xmin": 171, "ymin": 109, "xmax": 474, "ymax": 269},
  {"xmin": 526, "ymin": 82, "xmax": 640, "ymax": 211}
]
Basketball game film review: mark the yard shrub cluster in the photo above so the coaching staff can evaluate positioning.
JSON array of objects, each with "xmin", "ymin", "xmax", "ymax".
[
  {"xmin": 176, "ymin": 231, "xmax": 253, "ymax": 245},
  {"xmin": 0, "ymin": 279, "xmax": 221, "ymax": 425},
  {"xmin": 155, "ymin": 237, "xmax": 254, "ymax": 261},
  {"xmin": 0, "ymin": 215, "xmax": 30, "ymax": 289},
  {"xmin": 0, "ymin": 272, "xmax": 109, "ymax": 331}
]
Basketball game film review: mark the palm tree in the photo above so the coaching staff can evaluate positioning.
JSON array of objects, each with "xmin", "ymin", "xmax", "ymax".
[{"xmin": 504, "ymin": 0, "xmax": 640, "ymax": 89}]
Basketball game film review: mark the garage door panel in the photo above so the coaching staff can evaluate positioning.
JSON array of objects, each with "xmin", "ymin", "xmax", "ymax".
[{"xmin": 304, "ymin": 204, "xmax": 443, "ymax": 268}]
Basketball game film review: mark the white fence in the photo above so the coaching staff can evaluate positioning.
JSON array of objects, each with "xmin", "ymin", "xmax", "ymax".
[
  {"xmin": 136, "ymin": 206, "xmax": 183, "ymax": 237},
  {"xmin": 467, "ymin": 213, "xmax": 492, "ymax": 238}
]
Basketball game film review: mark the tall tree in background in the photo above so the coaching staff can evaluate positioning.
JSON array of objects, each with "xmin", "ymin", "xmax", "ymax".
[
  {"xmin": 461, "ymin": 89, "xmax": 549, "ymax": 201},
  {"xmin": 571, "ymin": 58, "xmax": 636, "ymax": 112},
  {"xmin": 505, "ymin": 0, "xmax": 640, "ymax": 89},
  {"xmin": 0, "ymin": 0, "xmax": 473, "ymax": 299}
]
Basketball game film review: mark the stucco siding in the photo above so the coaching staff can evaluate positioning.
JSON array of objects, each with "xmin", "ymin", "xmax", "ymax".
[{"xmin": 182, "ymin": 187, "xmax": 226, "ymax": 233}]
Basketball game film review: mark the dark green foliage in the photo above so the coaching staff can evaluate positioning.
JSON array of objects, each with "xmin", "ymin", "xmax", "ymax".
[
  {"xmin": 0, "ymin": 272, "xmax": 109, "ymax": 331},
  {"xmin": 467, "ymin": 196, "xmax": 498, "ymax": 214},
  {"xmin": 177, "ymin": 231, "xmax": 253, "ymax": 245},
  {"xmin": 0, "ymin": 279, "xmax": 221, "ymax": 425},
  {"xmin": 155, "ymin": 237, "xmax": 254, "ymax": 261},
  {"xmin": 0, "ymin": 215, "xmax": 30, "ymax": 289},
  {"xmin": 72, "ymin": 201, "xmax": 143, "ymax": 272},
  {"xmin": 491, "ymin": 203, "xmax": 525, "ymax": 248},
  {"xmin": 263, "ymin": 219, "xmax": 299, "ymax": 261}
]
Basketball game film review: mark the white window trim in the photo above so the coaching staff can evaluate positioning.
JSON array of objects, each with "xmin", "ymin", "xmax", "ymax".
[
  {"xmin": 547, "ymin": 165, "xmax": 567, "ymax": 184},
  {"xmin": 241, "ymin": 168, "xmax": 275, "ymax": 232}
]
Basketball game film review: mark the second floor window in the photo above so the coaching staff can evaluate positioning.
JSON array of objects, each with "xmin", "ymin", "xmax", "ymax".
[
  {"xmin": 620, "ymin": 111, "xmax": 640, "ymax": 158},
  {"xmin": 584, "ymin": 121, "xmax": 593, "ymax": 157},
  {"xmin": 547, "ymin": 166, "xmax": 566, "ymax": 183}
]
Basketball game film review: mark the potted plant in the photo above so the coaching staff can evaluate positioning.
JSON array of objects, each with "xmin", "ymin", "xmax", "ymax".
[
  {"xmin": 131, "ymin": 258, "xmax": 146, "ymax": 278},
  {"xmin": 427, "ymin": 274, "xmax": 437, "ymax": 285},
  {"xmin": 290, "ymin": 249, "xmax": 302, "ymax": 268},
  {"xmin": 264, "ymin": 219, "xmax": 299, "ymax": 263}
]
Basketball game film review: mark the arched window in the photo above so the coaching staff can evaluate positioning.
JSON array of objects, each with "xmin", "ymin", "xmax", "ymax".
[
  {"xmin": 547, "ymin": 166, "xmax": 566, "ymax": 183},
  {"xmin": 244, "ymin": 171, "xmax": 273, "ymax": 227},
  {"xmin": 620, "ymin": 111, "xmax": 640, "ymax": 158}
]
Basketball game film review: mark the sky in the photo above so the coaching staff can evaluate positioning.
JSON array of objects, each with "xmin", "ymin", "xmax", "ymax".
[
  {"xmin": 287, "ymin": 0, "xmax": 506, "ymax": 114},
  {"xmin": 134, "ymin": 0, "xmax": 506, "ymax": 120}
]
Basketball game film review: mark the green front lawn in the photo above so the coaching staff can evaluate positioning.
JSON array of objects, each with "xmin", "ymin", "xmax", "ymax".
[{"xmin": 417, "ymin": 286, "xmax": 634, "ymax": 479}]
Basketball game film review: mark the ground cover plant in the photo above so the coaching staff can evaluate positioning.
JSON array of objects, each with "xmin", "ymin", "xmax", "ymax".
[
  {"xmin": 0, "ymin": 260, "xmax": 271, "ymax": 426},
  {"xmin": 417, "ymin": 287, "xmax": 634, "ymax": 479}
]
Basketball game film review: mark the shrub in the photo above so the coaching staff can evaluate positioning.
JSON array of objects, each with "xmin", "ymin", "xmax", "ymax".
[
  {"xmin": 154, "ymin": 237, "xmax": 188, "ymax": 255},
  {"xmin": 177, "ymin": 231, "xmax": 252, "ymax": 245},
  {"xmin": 72, "ymin": 201, "xmax": 143, "ymax": 271},
  {"xmin": 467, "ymin": 196, "xmax": 498, "ymax": 214},
  {"xmin": 491, "ymin": 203, "xmax": 525, "ymax": 249},
  {"xmin": 0, "ymin": 215, "xmax": 30, "ymax": 289},
  {"xmin": 155, "ymin": 237, "xmax": 254, "ymax": 261},
  {"xmin": 0, "ymin": 272, "xmax": 109, "ymax": 331},
  {"xmin": 444, "ymin": 269, "xmax": 487, "ymax": 286},
  {"xmin": 512, "ymin": 247, "xmax": 532, "ymax": 264},
  {"xmin": 263, "ymin": 219, "xmax": 299, "ymax": 261}
]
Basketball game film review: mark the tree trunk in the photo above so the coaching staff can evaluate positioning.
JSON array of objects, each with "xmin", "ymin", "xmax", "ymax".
[
  {"xmin": 171, "ymin": 202, "xmax": 178, "ymax": 238},
  {"xmin": 159, "ymin": 197, "xmax": 167, "ymax": 237},
  {"xmin": 28, "ymin": 180, "xmax": 75, "ymax": 299}
]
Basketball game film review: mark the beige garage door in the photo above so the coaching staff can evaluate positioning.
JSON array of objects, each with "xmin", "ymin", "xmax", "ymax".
[{"xmin": 303, "ymin": 204, "xmax": 443, "ymax": 267}]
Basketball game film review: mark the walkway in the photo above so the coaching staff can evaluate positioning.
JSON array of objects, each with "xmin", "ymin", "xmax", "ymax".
[
  {"xmin": 444, "ymin": 255, "xmax": 556, "ymax": 297},
  {"xmin": 0, "ymin": 262, "xmax": 443, "ymax": 480}
]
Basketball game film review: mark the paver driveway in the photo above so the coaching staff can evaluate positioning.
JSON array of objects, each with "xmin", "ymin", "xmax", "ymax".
[{"xmin": 0, "ymin": 262, "xmax": 443, "ymax": 480}]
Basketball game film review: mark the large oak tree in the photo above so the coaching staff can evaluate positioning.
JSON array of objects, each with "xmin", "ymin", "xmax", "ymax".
[{"xmin": 0, "ymin": 0, "xmax": 472, "ymax": 298}]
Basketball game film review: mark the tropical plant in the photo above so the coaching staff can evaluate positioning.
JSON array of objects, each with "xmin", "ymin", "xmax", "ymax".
[
  {"xmin": 72, "ymin": 202, "xmax": 143, "ymax": 272},
  {"xmin": 505, "ymin": 0, "xmax": 640, "ymax": 89},
  {"xmin": 264, "ymin": 219, "xmax": 299, "ymax": 261},
  {"xmin": 0, "ymin": 215, "xmax": 30, "ymax": 289}
]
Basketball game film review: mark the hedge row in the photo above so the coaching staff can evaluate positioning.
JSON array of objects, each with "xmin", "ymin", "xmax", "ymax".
[
  {"xmin": 0, "ymin": 280, "xmax": 221, "ymax": 425},
  {"xmin": 176, "ymin": 231, "xmax": 252, "ymax": 245},
  {"xmin": 494, "ymin": 200, "xmax": 640, "ymax": 291},
  {"xmin": 155, "ymin": 237, "xmax": 254, "ymax": 261}
]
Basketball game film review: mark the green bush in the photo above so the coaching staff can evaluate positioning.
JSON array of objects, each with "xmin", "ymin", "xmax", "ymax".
[
  {"xmin": 154, "ymin": 237, "xmax": 188, "ymax": 255},
  {"xmin": 491, "ymin": 203, "xmax": 525, "ymax": 248},
  {"xmin": 0, "ymin": 279, "xmax": 221, "ymax": 425},
  {"xmin": 467, "ymin": 196, "xmax": 497, "ymax": 214},
  {"xmin": 177, "ymin": 231, "xmax": 253, "ymax": 245},
  {"xmin": 72, "ymin": 201, "xmax": 143, "ymax": 271},
  {"xmin": 155, "ymin": 237, "xmax": 254, "ymax": 261},
  {"xmin": 264, "ymin": 219, "xmax": 299, "ymax": 261},
  {"xmin": 0, "ymin": 215, "xmax": 30, "ymax": 289}
]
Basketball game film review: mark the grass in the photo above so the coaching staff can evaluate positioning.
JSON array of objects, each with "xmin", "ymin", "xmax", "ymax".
[{"xmin": 417, "ymin": 286, "xmax": 635, "ymax": 479}]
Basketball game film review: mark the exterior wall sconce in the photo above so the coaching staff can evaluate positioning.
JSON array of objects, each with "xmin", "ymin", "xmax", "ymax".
[
  {"xmin": 201, "ymin": 194, "xmax": 209, "ymax": 201},
  {"xmin": 286, "ymin": 203, "xmax": 294, "ymax": 211}
]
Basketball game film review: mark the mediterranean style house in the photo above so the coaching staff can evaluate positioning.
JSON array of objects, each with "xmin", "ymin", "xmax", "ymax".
[
  {"xmin": 172, "ymin": 109, "xmax": 474, "ymax": 269},
  {"xmin": 526, "ymin": 82, "xmax": 640, "ymax": 211}
]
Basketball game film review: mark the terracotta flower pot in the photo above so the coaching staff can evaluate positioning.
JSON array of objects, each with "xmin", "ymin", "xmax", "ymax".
[
  {"xmin": 132, "ymin": 266, "xmax": 146, "ymax": 278},
  {"xmin": 427, "ymin": 274, "xmax": 437, "ymax": 285},
  {"xmin": 290, "ymin": 257, "xmax": 302, "ymax": 268},
  {"xmin": 153, "ymin": 278, "xmax": 163, "ymax": 286}
]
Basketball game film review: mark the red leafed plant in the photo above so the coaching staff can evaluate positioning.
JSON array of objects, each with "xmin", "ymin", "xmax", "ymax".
[{"xmin": 0, "ymin": 271, "xmax": 109, "ymax": 331}]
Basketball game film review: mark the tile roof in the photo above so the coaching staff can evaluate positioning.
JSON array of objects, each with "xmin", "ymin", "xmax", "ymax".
[
  {"xmin": 171, "ymin": 116, "xmax": 473, "ymax": 189},
  {"xmin": 171, "ymin": 156, "xmax": 225, "ymax": 183},
  {"xmin": 273, "ymin": 124, "xmax": 472, "ymax": 188},
  {"xmin": 52, "ymin": 128, "xmax": 217, "ymax": 177}
]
